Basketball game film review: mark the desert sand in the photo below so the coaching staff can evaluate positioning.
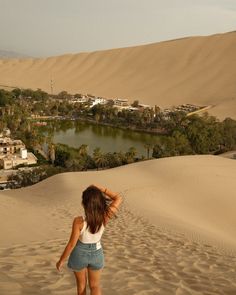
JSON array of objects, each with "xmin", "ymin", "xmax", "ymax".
[
  {"xmin": 219, "ymin": 150, "xmax": 236, "ymax": 160},
  {"xmin": 0, "ymin": 155, "xmax": 236, "ymax": 294},
  {"xmin": 1, "ymin": 31, "xmax": 236, "ymax": 120}
]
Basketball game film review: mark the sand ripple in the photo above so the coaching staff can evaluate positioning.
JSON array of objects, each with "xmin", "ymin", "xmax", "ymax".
[{"xmin": 0, "ymin": 201, "xmax": 236, "ymax": 295}]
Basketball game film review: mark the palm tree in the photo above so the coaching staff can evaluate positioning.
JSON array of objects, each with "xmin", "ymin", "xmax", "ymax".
[
  {"xmin": 43, "ymin": 132, "xmax": 54, "ymax": 159},
  {"xmin": 78, "ymin": 144, "xmax": 88, "ymax": 157},
  {"xmin": 49, "ymin": 144, "xmax": 55, "ymax": 164},
  {"xmin": 144, "ymin": 143, "xmax": 153, "ymax": 159},
  {"xmin": 106, "ymin": 152, "xmax": 123, "ymax": 167},
  {"xmin": 128, "ymin": 147, "xmax": 137, "ymax": 159},
  {"xmin": 93, "ymin": 147, "xmax": 108, "ymax": 169},
  {"xmin": 125, "ymin": 147, "xmax": 137, "ymax": 163}
]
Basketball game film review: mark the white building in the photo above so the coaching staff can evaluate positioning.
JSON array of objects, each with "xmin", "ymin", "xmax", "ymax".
[
  {"xmin": 0, "ymin": 137, "xmax": 25, "ymax": 155},
  {"xmin": 90, "ymin": 97, "xmax": 107, "ymax": 107},
  {"xmin": 70, "ymin": 96, "xmax": 89, "ymax": 104},
  {"xmin": 0, "ymin": 149, "xmax": 37, "ymax": 170},
  {"xmin": 0, "ymin": 136, "xmax": 38, "ymax": 169},
  {"xmin": 114, "ymin": 98, "xmax": 129, "ymax": 107}
]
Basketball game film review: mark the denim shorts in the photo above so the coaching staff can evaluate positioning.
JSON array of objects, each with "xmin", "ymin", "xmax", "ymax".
[{"xmin": 67, "ymin": 240, "xmax": 104, "ymax": 271}]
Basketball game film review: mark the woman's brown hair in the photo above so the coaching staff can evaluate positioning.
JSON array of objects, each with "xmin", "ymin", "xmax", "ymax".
[{"xmin": 82, "ymin": 185, "xmax": 114, "ymax": 234}]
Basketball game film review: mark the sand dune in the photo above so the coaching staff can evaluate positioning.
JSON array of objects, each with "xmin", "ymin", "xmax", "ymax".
[
  {"xmin": 0, "ymin": 155, "xmax": 236, "ymax": 294},
  {"xmin": 1, "ymin": 31, "xmax": 236, "ymax": 119}
]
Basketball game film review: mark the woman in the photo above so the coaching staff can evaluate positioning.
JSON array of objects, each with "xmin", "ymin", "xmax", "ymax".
[{"xmin": 56, "ymin": 184, "xmax": 122, "ymax": 295}]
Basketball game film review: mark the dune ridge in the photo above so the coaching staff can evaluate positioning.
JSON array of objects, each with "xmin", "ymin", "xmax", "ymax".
[
  {"xmin": 0, "ymin": 155, "xmax": 236, "ymax": 294},
  {"xmin": 1, "ymin": 31, "xmax": 236, "ymax": 119}
]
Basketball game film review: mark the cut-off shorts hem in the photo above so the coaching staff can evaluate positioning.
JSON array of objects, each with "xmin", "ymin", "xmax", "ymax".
[{"xmin": 68, "ymin": 265, "xmax": 104, "ymax": 272}]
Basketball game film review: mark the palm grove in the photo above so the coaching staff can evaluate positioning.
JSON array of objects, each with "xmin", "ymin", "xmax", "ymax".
[{"xmin": 0, "ymin": 88, "xmax": 235, "ymax": 187}]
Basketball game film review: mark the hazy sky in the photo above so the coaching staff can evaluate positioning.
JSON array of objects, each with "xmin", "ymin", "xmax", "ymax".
[{"xmin": 0, "ymin": 0, "xmax": 236, "ymax": 57}]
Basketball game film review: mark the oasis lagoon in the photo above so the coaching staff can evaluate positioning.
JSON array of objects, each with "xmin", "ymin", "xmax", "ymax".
[{"xmin": 49, "ymin": 120, "xmax": 160, "ymax": 158}]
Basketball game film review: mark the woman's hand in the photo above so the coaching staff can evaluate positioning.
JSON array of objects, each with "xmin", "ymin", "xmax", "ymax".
[{"xmin": 56, "ymin": 259, "xmax": 64, "ymax": 272}]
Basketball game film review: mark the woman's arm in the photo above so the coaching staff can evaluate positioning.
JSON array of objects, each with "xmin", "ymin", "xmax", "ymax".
[
  {"xmin": 94, "ymin": 184, "xmax": 123, "ymax": 215},
  {"xmin": 56, "ymin": 217, "xmax": 81, "ymax": 271}
]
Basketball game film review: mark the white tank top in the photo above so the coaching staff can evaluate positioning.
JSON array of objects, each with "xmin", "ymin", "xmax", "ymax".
[{"xmin": 79, "ymin": 216, "xmax": 105, "ymax": 244}]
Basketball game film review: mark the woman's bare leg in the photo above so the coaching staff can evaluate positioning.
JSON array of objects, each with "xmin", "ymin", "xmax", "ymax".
[
  {"xmin": 73, "ymin": 269, "xmax": 87, "ymax": 295},
  {"xmin": 87, "ymin": 268, "xmax": 102, "ymax": 295}
]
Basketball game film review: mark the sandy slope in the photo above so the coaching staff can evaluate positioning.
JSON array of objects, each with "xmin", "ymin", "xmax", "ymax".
[
  {"xmin": 219, "ymin": 150, "xmax": 236, "ymax": 160},
  {"xmin": 1, "ymin": 31, "xmax": 236, "ymax": 119},
  {"xmin": 0, "ymin": 155, "xmax": 236, "ymax": 294}
]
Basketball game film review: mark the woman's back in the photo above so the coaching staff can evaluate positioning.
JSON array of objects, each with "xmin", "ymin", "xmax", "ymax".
[
  {"xmin": 79, "ymin": 216, "xmax": 105, "ymax": 244},
  {"xmin": 56, "ymin": 184, "xmax": 123, "ymax": 295}
]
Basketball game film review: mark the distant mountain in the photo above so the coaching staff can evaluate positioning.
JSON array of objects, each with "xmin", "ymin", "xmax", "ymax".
[{"xmin": 0, "ymin": 50, "xmax": 29, "ymax": 59}]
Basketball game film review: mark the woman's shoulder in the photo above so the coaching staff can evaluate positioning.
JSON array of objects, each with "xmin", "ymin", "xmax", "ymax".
[
  {"xmin": 74, "ymin": 215, "xmax": 84, "ymax": 222},
  {"xmin": 74, "ymin": 216, "xmax": 84, "ymax": 230}
]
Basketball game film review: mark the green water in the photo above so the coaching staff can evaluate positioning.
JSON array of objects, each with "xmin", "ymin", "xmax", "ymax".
[{"xmin": 51, "ymin": 120, "xmax": 160, "ymax": 157}]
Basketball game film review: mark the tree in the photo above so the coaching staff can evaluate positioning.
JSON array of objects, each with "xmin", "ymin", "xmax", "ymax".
[
  {"xmin": 131, "ymin": 100, "xmax": 139, "ymax": 108},
  {"xmin": 49, "ymin": 144, "xmax": 55, "ymax": 164},
  {"xmin": 125, "ymin": 147, "xmax": 137, "ymax": 163},
  {"xmin": 95, "ymin": 113, "xmax": 101, "ymax": 123},
  {"xmin": 54, "ymin": 145, "xmax": 71, "ymax": 167},
  {"xmin": 65, "ymin": 158, "xmax": 83, "ymax": 171},
  {"xmin": 152, "ymin": 137, "xmax": 176, "ymax": 158},
  {"xmin": 50, "ymin": 104, "xmax": 59, "ymax": 116},
  {"xmin": 57, "ymin": 91, "xmax": 71, "ymax": 100},
  {"xmin": 12, "ymin": 88, "xmax": 21, "ymax": 98},
  {"xmin": 34, "ymin": 89, "xmax": 49, "ymax": 101},
  {"xmin": 0, "ymin": 90, "xmax": 9, "ymax": 106},
  {"xmin": 185, "ymin": 114, "xmax": 221, "ymax": 154},
  {"xmin": 78, "ymin": 144, "xmax": 88, "ymax": 157},
  {"xmin": 220, "ymin": 118, "xmax": 236, "ymax": 150},
  {"xmin": 141, "ymin": 108, "xmax": 152, "ymax": 125},
  {"xmin": 144, "ymin": 143, "xmax": 153, "ymax": 159},
  {"xmin": 106, "ymin": 152, "xmax": 123, "ymax": 168},
  {"xmin": 163, "ymin": 110, "xmax": 186, "ymax": 132},
  {"xmin": 154, "ymin": 105, "xmax": 161, "ymax": 116},
  {"xmin": 171, "ymin": 131, "xmax": 192, "ymax": 155},
  {"xmin": 93, "ymin": 147, "xmax": 109, "ymax": 169}
]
